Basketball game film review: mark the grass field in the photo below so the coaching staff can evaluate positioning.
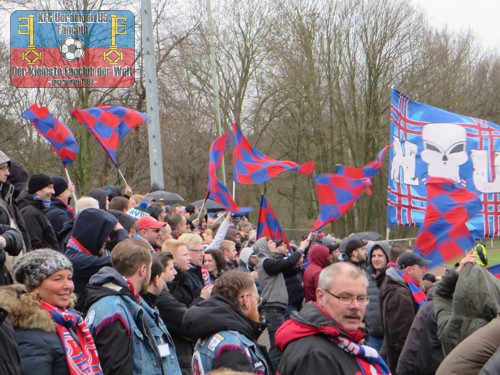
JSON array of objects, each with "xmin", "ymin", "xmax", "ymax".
[{"xmin": 442, "ymin": 245, "xmax": 500, "ymax": 268}]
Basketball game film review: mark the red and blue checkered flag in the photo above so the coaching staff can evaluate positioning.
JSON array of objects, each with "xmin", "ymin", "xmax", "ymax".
[
  {"xmin": 232, "ymin": 122, "xmax": 315, "ymax": 184},
  {"xmin": 21, "ymin": 104, "xmax": 79, "ymax": 166},
  {"xmin": 311, "ymin": 146, "xmax": 389, "ymax": 232},
  {"xmin": 71, "ymin": 105, "xmax": 150, "ymax": 168},
  {"xmin": 207, "ymin": 134, "xmax": 252, "ymax": 215},
  {"xmin": 415, "ymin": 177, "xmax": 482, "ymax": 268},
  {"xmin": 256, "ymin": 194, "xmax": 290, "ymax": 247}
]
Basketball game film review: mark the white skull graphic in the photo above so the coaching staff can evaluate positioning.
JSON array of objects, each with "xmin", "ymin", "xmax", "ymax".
[{"xmin": 421, "ymin": 123, "xmax": 467, "ymax": 183}]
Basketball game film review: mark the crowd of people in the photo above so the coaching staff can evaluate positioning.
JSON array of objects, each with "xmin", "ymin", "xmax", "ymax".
[{"xmin": 0, "ymin": 148, "xmax": 499, "ymax": 375}]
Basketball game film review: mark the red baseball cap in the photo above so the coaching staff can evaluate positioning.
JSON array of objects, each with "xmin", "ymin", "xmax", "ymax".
[{"xmin": 137, "ymin": 216, "xmax": 166, "ymax": 230}]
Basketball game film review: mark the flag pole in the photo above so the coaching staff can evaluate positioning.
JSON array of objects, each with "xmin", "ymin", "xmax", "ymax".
[
  {"xmin": 64, "ymin": 166, "xmax": 78, "ymax": 204},
  {"xmin": 117, "ymin": 168, "xmax": 130, "ymax": 189},
  {"xmin": 197, "ymin": 192, "xmax": 209, "ymax": 221}
]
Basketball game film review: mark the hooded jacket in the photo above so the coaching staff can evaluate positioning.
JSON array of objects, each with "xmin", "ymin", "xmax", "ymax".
[
  {"xmin": 182, "ymin": 294, "xmax": 271, "ymax": 374},
  {"xmin": 254, "ymin": 237, "xmax": 302, "ymax": 309},
  {"xmin": 379, "ymin": 266, "xmax": 419, "ymax": 373},
  {"xmin": 65, "ymin": 208, "xmax": 117, "ymax": 312},
  {"xmin": 85, "ymin": 266, "xmax": 181, "ymax": 375},
  {"xmin": 436, "ymin": 315, "xmax": 500, "ymax": 375},
  {"xmin": 0, "ymin": 285, "xmax": 70, "ymax": 375},
  {"xmin": 44, "ymin": 197, "xmax": 74, "ymax": 242},
  {"xmin": 363, "ymin": 242, "xmax": 390, "ymax": 340},
  {"xmin": 434, "ymin": 263, "xmax": 500, "ymax": 355},
  {"xmin": 17, "ymin": 191, "xmax": 59, "ymax": 251},
  {"xmin": 303, "ymin": 245, "xmax": 329, "ymax": 302},
  {"xmin": 87, "ymin": 188, "xmax": 108, "ymax": 210},
  {"xmin": 275, "ymin": 301, "xmax": 366, "ymax": 375}
]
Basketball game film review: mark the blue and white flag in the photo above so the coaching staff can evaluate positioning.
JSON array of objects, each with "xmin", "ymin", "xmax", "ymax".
[{"xmin": 387, "ymin": 89, "xmax": 500, "ymax": 238}]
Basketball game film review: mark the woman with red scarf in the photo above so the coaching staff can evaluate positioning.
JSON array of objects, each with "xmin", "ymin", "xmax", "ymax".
[{"xmin": 0, "ymin": 249, "xmax": 102, "ymax": 375}]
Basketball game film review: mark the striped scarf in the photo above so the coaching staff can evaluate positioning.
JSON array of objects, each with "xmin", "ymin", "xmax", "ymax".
[
  {"xmin": 40, "ymin": 301, "xmax": 103, "ymax": 375},
  {"xmin": 334, "ymin": 336, "xmax": 391, "ymax": 375},
  {"xmin": 396, "ymin": 269, "xmax": 427, "ymax": 308}
]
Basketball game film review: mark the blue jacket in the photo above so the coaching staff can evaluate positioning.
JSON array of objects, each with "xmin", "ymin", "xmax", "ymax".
[
  {"xmin": 85, "ymin": 267, "xmax": 181, "ymax": 375},
  {"xmin": 183, "ymin": 294, "xmax": 271, "ymax": 374}
]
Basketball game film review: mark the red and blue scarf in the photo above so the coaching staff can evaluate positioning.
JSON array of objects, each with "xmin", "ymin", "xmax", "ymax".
[
  {"xmin": 396, "ymin": 269, "xmax": 427, "ymax": 308},
  {"xmin": 40, "ymin": 301, "xmax": 102, "ymax": 375}
]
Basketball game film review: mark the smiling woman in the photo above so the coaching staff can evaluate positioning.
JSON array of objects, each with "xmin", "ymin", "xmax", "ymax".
[{"xmin": 0, "ymin": 249, "xmax": 103, "ymax": 374}]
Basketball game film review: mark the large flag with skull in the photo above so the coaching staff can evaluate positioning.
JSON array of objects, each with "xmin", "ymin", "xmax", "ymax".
[{"xmin": 387, "ymin": 89, "xmax": 500, "ymax": 238}]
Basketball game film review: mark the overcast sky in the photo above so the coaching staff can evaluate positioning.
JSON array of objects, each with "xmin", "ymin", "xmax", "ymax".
[{"xmin": 412, "ymin": 0, "xmax": 499, "ymax": 51}]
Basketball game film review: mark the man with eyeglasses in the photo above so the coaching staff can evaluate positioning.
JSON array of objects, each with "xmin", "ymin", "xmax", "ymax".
[
  {"xmin": 275, "ymin": 262, "xmax": 390, "ymax": 375},
  {"xmin": 379, "ymin": 251, "xmax": 431, "ymax": 374},
  {"xmin": 183, "ymin": 270, "xmax": 272, "ymax": 374}
]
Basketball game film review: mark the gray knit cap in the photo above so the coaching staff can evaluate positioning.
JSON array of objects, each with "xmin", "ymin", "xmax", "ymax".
[
  {"xmin": 0, "ymin": 150, "xmax": 11, "ymax": 166},
  {"xmin": 13, "ymin": 249, "xmax": 73, "ymax": 291}
]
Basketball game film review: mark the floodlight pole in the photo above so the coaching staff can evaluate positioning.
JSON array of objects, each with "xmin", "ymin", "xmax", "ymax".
[
  {"xmin": 207, "ymin": 0, "xmax": 226, "ymax": 185},
  {"xmin": 141, "ymin": 0, "xmax": 165, "ymax": 189}
]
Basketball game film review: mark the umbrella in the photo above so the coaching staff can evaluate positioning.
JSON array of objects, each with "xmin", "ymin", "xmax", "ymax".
[
  {"xmin": 339, "ymin": 231, "xmax": 382, "ymax": 252},
  {"xmin": 190, "ymin": 199, "xmax": 226, "ymax": 213},
  {"xmin": 145, "ymin": 191, "xmax": 184, "ymax": 204}
]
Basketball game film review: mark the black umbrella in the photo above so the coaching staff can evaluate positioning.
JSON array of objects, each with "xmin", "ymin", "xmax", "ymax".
[
  {"xmin": 339, "ymin": 231, "xmax": 382, "ymax": 252},
  {"xmin": 190, "ymin": 199, "xmax": 226, "ymax": 213},
  {"xmin": 145, "ymin": 191, "xmax": 184, "ymax": 204}
]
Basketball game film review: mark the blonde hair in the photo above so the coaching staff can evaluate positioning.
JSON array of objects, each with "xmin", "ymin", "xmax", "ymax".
[
  {"xmin": 162, "ymin": 239, "xmax": 187, "ymax": 259},
  {"xmin": 178, "ymin": 233, "xmax": 203, "ymax": 250}
]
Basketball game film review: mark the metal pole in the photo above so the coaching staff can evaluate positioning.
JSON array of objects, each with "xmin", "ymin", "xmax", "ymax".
[
  {"xmin": 141, "ymin": 0, "xmax": 165, "ymax": 189},
  {"xmin": 207, "ymin": 0, "xmax": 226, "ymax": 185}
]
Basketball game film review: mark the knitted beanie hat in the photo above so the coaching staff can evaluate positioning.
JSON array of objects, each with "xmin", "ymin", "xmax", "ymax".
[
  {"xmin": 51, "ymin": 176, "xmax": 69, "ymax": 197},
  {"xmin": 28, "ymin": 173, "xmax": 53, "ymax": 194},
  {"xmin": 13, "ymin": 249, "xmax": 73, "ymax": 291}
]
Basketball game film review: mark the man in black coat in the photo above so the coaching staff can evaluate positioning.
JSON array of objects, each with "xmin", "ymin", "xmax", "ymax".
[
  {"xmin": 44, "ymin": 176, "xmax": 75, "ymax": 244},
  {"xmin": 17, "ymin": 173, "xmax": 59, "ymax": 251}
]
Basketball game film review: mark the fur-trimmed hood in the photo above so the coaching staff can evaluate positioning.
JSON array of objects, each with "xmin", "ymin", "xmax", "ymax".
[{"xmin": 0, "ymin": 284, "xmax": 56, "ymax": 333}]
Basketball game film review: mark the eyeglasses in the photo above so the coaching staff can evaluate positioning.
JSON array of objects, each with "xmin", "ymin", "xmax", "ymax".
[
  {"xmin": 147, "ymin": 228, "xmax": 160, "ymax": 233},
  {"xmin": 322, "ymin": 289, "xmax": 370, "ymax": 305},
  {"xmin": 189, "ymin": 248, "xmax": 204, "ymax": 253},
  {"xmin": 242, "ymin": 293, "xmax": 262, "ymax": 306}
]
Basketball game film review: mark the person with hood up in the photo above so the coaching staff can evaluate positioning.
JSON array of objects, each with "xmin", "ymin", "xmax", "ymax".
[
  {"xmin": 275, "ymin": 262, "xmax": 390, "ymax": 375},
  {"xmin": 85, "ymin": 239, "xmax": 181, "ymax": 375},
  {"xmin": 17, "ymin": 173, "xmax": 59, "ymax": 250},
  {"xmin": 182, "ymin": 270, "xmax": 272, "ymax": 374},
  {"xmin": 65, "ymin": 208, "xmax": 126, "ymax": 312},
  {"xmin": 363, "ymin": 241, "xmax": 390, "ymax": 352},
  {"xmin": 303, "ymin": 244, "xmax": 330, "ymax": 302},
  {"xmin": 254, "ymin": 235, "xmax": 309, "ymax": 371}
]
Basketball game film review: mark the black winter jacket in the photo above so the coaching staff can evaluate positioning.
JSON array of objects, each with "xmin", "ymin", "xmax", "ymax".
[
  {"xmin": 0, "ymin": 285, "xmax": 70, "ymax": 375},
  {"xmin": 143, "ymin": 289, "xmax": 193, "ymax": 375},
  {"xmin": 275, "ymin": 253, "xmax": 304, "ymax": 307},
  {"xmin": 182, "ymin": 294, "xmax": 271, "ymax": 374},
  {"xmin": 44, "ymin": 198, "xmax": 73, "ymax": 243},
  {"xmin": 396, "ymin": 288, "xmax": 444, "ymax": 375},
  {"xmin": 0, "ymin": 308, "xmax": 23, "ymax": 375},
  {"xmin": 17, "ymin": 192, "xmax": 58, "ymax": 251}
]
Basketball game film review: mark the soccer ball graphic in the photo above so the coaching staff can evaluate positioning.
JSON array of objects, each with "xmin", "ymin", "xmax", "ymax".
[{"xmin": 60, "ymin": 37, "xmax": 85, "ymax": 62}]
